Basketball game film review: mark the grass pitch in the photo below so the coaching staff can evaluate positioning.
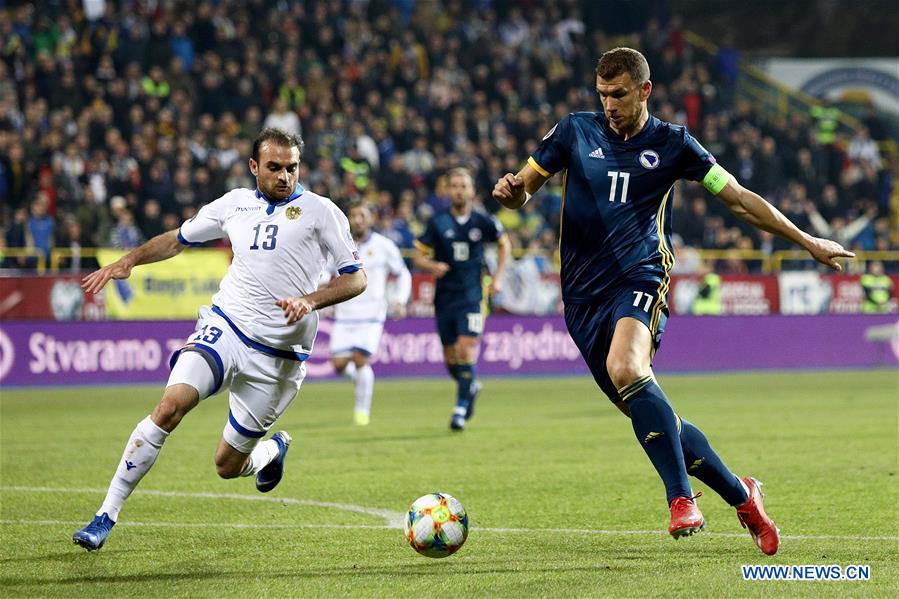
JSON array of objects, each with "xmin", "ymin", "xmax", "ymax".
[{"xmin": 1, "ymin": 370, "xmax": 897, "ymax": 597}]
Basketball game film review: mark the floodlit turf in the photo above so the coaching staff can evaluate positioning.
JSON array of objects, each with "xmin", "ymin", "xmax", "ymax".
[{"xmin": 1, "ymin": 370, "xmax": 897, "ymax": 597}]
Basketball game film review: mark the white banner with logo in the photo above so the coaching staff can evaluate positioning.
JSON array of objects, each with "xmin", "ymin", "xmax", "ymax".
[{"xmin": 762, "ymin": 58, "xmax": 899, "ymax": 115}]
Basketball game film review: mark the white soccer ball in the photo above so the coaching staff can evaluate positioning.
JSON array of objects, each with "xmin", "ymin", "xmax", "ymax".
[{"xmin": 403, "ymin": 492, "xmax": 469, "ymax": 558}]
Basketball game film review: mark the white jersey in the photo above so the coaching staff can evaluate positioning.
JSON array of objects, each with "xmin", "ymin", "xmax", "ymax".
[
  {"xmin": 179, "ymin": 185, "xmax": 360, "ymax": 357},
  {"xmin": 331, "ymin": 231, "xmax": 411, "ymax": 322}
]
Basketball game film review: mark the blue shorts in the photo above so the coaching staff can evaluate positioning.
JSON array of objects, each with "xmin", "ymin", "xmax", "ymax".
[
  {"xmin": 435, "ymin": 302, "xmax": 484, "ymax": 346},
  {"xmin": 564, "ymin": 278, "xmax": 668, "ymax": 403}
]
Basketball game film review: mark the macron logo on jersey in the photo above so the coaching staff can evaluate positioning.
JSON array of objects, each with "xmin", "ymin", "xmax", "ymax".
[{"xmin": 589, "ymin": 147, "xmax": 605, "ymax": 159}]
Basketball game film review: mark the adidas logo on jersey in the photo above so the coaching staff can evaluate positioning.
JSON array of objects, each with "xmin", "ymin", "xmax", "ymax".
[{"xmin": 589, "ymin": 147, "xmax": 605, "ymax": 159}]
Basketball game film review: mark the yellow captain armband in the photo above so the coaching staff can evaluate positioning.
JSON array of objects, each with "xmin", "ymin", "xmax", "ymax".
[
  {"xmin": 413, "ymin": 240, "xmax": 433, "ymax": 256},
  {"xmin": 527, "ymin": 156, "xmax": 551, "ymax": 178},
  {"xmin": 702, "ymin": 163, "xmax": 731, "ymax": 195}
]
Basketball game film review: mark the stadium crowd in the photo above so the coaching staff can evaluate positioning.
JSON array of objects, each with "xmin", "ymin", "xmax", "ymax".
[{"xmin": 0, "ymin": 0, "xmax": 895, "ymax": 273}]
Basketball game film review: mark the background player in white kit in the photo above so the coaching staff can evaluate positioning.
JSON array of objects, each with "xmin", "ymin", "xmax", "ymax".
[
  {"xmin": 73, "ymin": 128, "xmax": 367, "ymax": 551},
  {"xmin": 324, "ymin": 200, "xmax": 411, "ymax": 426}
]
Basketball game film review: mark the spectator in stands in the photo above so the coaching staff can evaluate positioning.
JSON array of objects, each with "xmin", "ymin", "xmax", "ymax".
[
  {"xmin": 402, "ymin": 136, "xmax": 437, "ymax": 178},
  {"xmin": 2, "ymin": 143, "xmax": 30, "ymax": 211},
  {"xmin": 0, "ymin": 0, "xmax": 893, "ymax": 281},
  {"xmin": 138, "ymin": 199, "xmax": 166, "ymax": 240},
  {"xmin": 110, "ymin": 208, "xmax": 143, "ymax": 249},
  {"xmin": 847, "ymin": 126, "xmax": 881, "ymax": 170},
  {"xmin": 56, "ymin": 217, "xmax": 99, "ymax": 272},
  {"xmin": 678, "ymin": 196, "xmax": 709, "ymax": 248},
  {"xmin": 264, "ymin": 97, "xmax": 301, "ymax": 137},
  {"xmin": 860, "ymin": 261, "xmax": 894, "ymax": 313},
  {"xmin": 671, "ymin": 234, "xmax": 701, "ymax": 275},
  {"xmin": 28, "ymin": 193, "xmax": 55, "ymax": 264},
  {"xmin": 4, "ymin": 207, "xmax": 32, "ymax": 269}
]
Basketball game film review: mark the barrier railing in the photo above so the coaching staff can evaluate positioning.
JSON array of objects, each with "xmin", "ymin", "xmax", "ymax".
[
  {"xmin": 683, "ymin": 31, "xmax": 860, "ymax": 129},
  {"xmin": 49, "ymin": 247, "xmax": 98, "ymax": 272},
  {"xmin": 768, "ymin": 249, "xmax": 899, "ymax": 272},
  {"xmin": 0, "ymin": 246, "xmax": 887, "ymax": 275},
  {"xmin": 0, "ymin": 248, "xmax": 46, "ymax": 273},
  {"xmin": 682, "ymin": 29, "xmax": 898, "ymax": 163}
]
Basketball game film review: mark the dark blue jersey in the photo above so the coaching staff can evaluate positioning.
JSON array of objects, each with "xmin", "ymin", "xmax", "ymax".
[
  {"xmin": 415, "ymin": 209, "xmax": 505, "ymax": 308},
  {"xmin": 529, "ymin": 112, "xmax": 716, "ymax": 304}
]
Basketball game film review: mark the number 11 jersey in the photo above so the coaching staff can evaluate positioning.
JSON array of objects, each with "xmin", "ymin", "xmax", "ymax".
[{"xmin": 529, "ymin": 112, "xmax": 716, "ymax": 304}]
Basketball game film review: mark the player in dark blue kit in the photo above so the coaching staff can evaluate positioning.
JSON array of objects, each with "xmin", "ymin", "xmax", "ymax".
[
  {"xmin": 414, "ymin": 168, "xmax": 511, "ymax": 430},
  {"xmin": 493, "ymin": 48, "xmax": 854, "ymax": 555}
]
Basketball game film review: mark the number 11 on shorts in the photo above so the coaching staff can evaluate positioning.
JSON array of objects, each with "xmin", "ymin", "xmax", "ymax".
[{"xmin": 632, "ymin": 291, "xmax": 654, "ymax": 312}]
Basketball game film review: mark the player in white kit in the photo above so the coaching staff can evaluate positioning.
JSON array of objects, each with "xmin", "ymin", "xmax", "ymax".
[
  {"xmin": 73, "ymin": 128, "xmax": 367, "ymax": 551},
  {"xmin": 325, "ymin": 200, "xmax": 411, "ymax": 425}
]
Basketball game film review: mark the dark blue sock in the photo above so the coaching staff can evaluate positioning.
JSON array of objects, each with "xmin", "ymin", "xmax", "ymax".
[
  {"xmin": 454, "ymin": 363, "xmax": 475, "ymax": 408},
  {"xmin": 623, "ymin": 376, "xmax": 692, "ymax": 504},
  {"xmin": 446, "ymin": 363, "xmax": 460, "ymax": 380},
  {"xmin": 679, "ymin": 418, "xmax": 749, "ymax": 506}
]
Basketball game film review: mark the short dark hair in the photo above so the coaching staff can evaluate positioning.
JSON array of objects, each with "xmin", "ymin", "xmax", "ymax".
[
  {"xmin": 252, "ymin": 127, "xmax": 305, "ymax": 162},
  {"xmin": 595, "ymin": 47, "xmax": 650, "ymax": 83},
  {"xmin": 343, "ymin": 197, "xmax": 367, "ymax": 215}
]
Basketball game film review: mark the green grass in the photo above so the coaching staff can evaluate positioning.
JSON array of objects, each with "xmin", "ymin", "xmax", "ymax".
[{"xmin": 1, "ymin": 371, "xmax": 897, "ymax": 597}]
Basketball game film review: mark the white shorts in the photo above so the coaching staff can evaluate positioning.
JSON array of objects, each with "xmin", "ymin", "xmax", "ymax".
[
  {"xmin": 329, "ymin": 320, "xmax": 384, "ymax": 357},
  {"xmin": 167, "ymin": 306, "xmax": 306, "ymax": 453}
]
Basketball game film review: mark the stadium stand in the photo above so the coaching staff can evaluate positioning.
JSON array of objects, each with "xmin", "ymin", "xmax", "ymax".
[{"xmin": 0, "ymin": 0, "xmax": 896, "ymax": 275}]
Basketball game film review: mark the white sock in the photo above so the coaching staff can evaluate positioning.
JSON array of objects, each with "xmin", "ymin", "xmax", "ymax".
[
  {"xmin": 97, "ymin": 416, "xmax": 169, "ymax": 521},
  {"xmin": 341, "ymin": 362, "xmax": 357, "ymax": 381},
  {"xmin": 354, "ymin": 364, "xmax": 374, "ymax": 417},
  {"xmin": 738, "ymin": 478, "xmax": 751, "ymax": 503},
  {"xmin": 239, "ymin": 438, "xmax": 281, "ymax": 477}
]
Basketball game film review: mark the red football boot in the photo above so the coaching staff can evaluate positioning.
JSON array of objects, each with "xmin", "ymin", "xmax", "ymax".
[
  {"xmin": 668, "ymin": 492, "xmax": 704, "ymax": 539},
  {"xmin": 736, "ymin": 477, "xmax": 780, "ymax": 555}
]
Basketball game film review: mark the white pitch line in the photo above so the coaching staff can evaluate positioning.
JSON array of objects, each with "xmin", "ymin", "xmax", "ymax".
[
  {"xmin": 477, "ymin": 526, "xmax": 899, "ymax": 542},
  {"xmin": 0, "ymin": 485, "xmax": 404, "ymax": 527},
  {"xmin": 3, "ymin": 486, "xmax": 897, "ymax": 543},
  {"xmin": 2, "ymin": 519, "xmax": 898, "ymax": 543},
  {"xmin": 1, "ymin": 519, "xmax": 392, "ymax": 530}
]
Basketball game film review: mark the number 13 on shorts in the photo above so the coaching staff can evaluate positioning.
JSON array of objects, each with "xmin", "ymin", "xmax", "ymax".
[
  {"xmin": 632, "ymin": 291, "xmax": 654, "ymax": 312},
  {"xmin": 193, "ymin": 325, "xmax": 223, "ymax": 344}
]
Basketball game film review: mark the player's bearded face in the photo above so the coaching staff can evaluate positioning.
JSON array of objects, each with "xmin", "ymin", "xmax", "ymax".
[
  {"xmin": 250, "ymin": 142, "xmax": 301, "ymax": 200},
  {"xmin": 596, "ymin": 73, "xmax": 650, "ymax": 134},
  {"xmin": 448, "ymin": 175, "xmax": 473, "ymax": 208},
  {"xmin": 348, "ymin": 206, "xmax": 370, "ymax": 238}
]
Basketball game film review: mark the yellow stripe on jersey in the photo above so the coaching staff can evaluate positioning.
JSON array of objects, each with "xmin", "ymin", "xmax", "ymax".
[
  {"xmin": 413, "ymin": 239, "xmax": 433, "ymax": 256},
  {"xmin": 528, "ymin": 156, "xmax": 551, "ymax": 178},
  {"xmin": 650, "ymin": 185, "xmax": 675, "ymax": 334},
  {"xmin": 558, "ymin": 169, "xmax": 568, "ymax": 245}
]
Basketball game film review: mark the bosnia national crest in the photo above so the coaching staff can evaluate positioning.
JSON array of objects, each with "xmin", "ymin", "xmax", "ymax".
[{"xmin": 286, "ymin": 206, "xmax": 302, "ymax": 220}]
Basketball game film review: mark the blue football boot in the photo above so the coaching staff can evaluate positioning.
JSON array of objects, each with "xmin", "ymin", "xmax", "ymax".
[
  {"xmin": 256, "ymin": 431, "xmax": 292, "ymax": 493},
  {"xmin": 72, "ymin": 513, "xmax": 116, "ymax": 551}
]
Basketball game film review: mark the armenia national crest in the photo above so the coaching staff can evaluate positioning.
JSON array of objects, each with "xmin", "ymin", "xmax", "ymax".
[{"xmin": 286, "ymin": 206, "xmax": 302, "ymax": 220}]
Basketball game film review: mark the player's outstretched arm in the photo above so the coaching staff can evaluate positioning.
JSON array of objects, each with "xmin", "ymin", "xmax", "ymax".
[
  {"xmin": 492, "ymin": 163, "xmax": 550, "ymax": 209},
  {"xmin": 715, "ymin": 177, "xmax": 855, "ymax": 271},
  {"xmin": 276, "ymin": 269, "xmax": 367, "ymax": 325},
  {"xmin": 81, "ymin": 229, "xmax": 186, "ymax": 294}
]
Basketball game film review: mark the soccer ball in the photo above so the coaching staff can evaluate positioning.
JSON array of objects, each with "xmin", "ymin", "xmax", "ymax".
[{"xmin": 403, "ymin": 492, "xmax": 469, "ymax": 558}]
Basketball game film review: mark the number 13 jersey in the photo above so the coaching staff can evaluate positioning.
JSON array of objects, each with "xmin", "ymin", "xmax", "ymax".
[{"xmin": 178, "ymin": 184, "xmax": 361, "ymax": 357}]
